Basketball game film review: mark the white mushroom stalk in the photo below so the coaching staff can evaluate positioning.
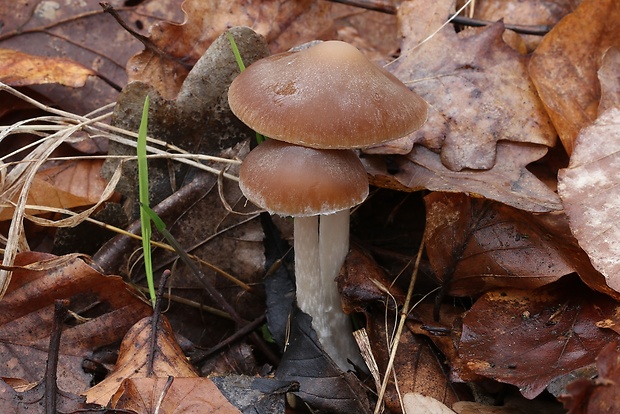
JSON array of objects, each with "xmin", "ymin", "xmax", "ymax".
[{"xmin": 295, "ymin": 210, "xmax": 362, "ymax": 370}]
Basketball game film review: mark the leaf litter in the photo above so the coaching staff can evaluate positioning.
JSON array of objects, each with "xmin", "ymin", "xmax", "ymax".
[{"xmin": 0, "ymin": 0, "xmax": 619, "ymax": 413}]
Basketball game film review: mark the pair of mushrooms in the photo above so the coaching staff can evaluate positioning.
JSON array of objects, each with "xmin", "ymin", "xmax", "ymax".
[{"xmin": 228, "ymin": 40, "xmax": 428, "ymax": 371}]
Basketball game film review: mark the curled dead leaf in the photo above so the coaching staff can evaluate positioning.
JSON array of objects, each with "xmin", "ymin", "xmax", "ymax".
[{"xmin": 0, "ymin": 49, "xmax": 95, "ymax": 87}]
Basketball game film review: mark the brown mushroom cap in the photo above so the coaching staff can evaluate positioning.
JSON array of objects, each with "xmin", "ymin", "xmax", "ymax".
[
  {"xmin": 228, "ymin": 40, "xmax": 428, "ymax": 149},
  {"xmin": 239, "ymin": 139, "xmax": 369, "ymax": 216}
]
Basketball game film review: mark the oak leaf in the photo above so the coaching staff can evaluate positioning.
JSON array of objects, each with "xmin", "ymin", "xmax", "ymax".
[{"xmin": 365, "ymin": 0, "xmax": 559, "ymax": 212}]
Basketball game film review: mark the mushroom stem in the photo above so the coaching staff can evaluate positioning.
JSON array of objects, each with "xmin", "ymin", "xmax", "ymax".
[{"xmin": 294, "ymin": 209, "xmax": 363, "ymax": 371}]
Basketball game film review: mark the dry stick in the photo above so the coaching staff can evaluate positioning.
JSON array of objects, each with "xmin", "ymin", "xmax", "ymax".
[
  {"xmin": 147, "ymin": 269, "xmax": 172, "ymax": 377},
  {"xmin": 189, "ymin": 314, "xmax": 266, "ymax": 364},
  {"xmin": 374, "ymin": 240, "xmax": 425, "ymax": 414},
  {"xmin": 45, "ymin": 299, "xmax": 70, "ymax": 414},
  {"xmin": 328, "ymin": 0, "xmax": 552, "ymax": 35}
]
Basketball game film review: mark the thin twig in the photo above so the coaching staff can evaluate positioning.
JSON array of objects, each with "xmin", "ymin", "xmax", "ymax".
[
  {"xmin": 328, "ymin": 0, "xmax": 552, "ymax": 35},
  {"xmin": 374, "ymin": 240, "xmax": 425, "ymax": 414}
]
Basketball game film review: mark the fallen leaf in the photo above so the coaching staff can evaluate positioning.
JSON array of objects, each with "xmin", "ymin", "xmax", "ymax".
[
  {"xmin": 598, "ymin": 46, "xmax": 620, "ymax": 113},
  {"xmin": 364, "ymin": 141, "xmax": 562, "ymax": 213},
  {"xmin": 558, "ymin": 108, "xmax": 620, "ymax": 293},
  {"xmin": 471, "ymin": 0, "xmax": 577, "ymax": 51},
  {"xmin": 0, "ymin": 252, "xmax": 152, "ymax": 395},
  {"xmin": 529, "ymin": 0, "xmax": 620, "ymax": 154},
  {"xmin": 559, "ymin": 342, "xmax": 620, "ymax": 414},
  {"xmin": 0, "ymin": 49, "xmax": 95, "ymax": 87},
  {"xmin": 403, "ymin": 392, "xmax": 456, "ymax": 414},
  {"xmin": 457, "ymin": 278, "xmax": 620, "ymax": 399},
  {"xmin": 374, "ymin": 0, "xmax": 556, "ymax": 172},
  {"xmin": 276, "ymin": 308, "xmax": 371, "ymax": 414},
  {"xmin": 424, "ymin": 192, "xmax": 573, "ymax": 296},
  {"xmin": 127, "ymin": 0, "xmax": 334, "ymax": 99},
  {"xmin": 85, "ymin": 315, "xmax": 197, "ymax": 405},
  {"xmin": 111, "ymin": 377, "xmax": 241, "ymax": 414},
  {"xmin": 0, "ymin": 1, "xmax": 173, "ymax": 113},
  {"xmin": 339, "ymin": 247, "xmax": 467, "ymax": 412},
  {"xmin": 0, "ymin": 377, "xmax": 101, "ymax": 414},
  {"xmin": 0, "ymin": 160, "xmax": 110, "ymax": 221}
]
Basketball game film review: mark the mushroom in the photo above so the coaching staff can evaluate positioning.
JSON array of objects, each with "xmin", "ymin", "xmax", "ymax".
[
  {"xmin": 228, "ymin": 40, "xmax": 428, "ymax": 370},
  {"xmin": 227, "ymin": 40, "xmax": 428, "ymax": 149},
  {"xmin": 238, "ymin": 139, "xmax": 369, "ymax": 370}
]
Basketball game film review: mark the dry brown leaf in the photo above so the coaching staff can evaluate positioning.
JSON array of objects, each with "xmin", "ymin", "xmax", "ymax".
[
  {"xmin": 558, "ymin": 107, "xmax": 620, "ymax": 293},
  {"xmin": 111, "ymin": 377, "xmax": 241, "ymax": 413},
  {"xmin": 375, "ymin": 0, "xmax": 556, "ymax": 171},
  {"xmin": 424, "ymin": 192, "xmax": 574, "ymax": 296},
  {"xmin": 340, "ymin": 248, "xmax": 466, "ymax": 412},
  {"xmin": 559, "ymin": 342, "xmax": 620, "ymax": 413},
  {"xmin": 364, "ymin": 141, "xmax": 562, "ymax": 212},
  {"xmin": 364, "ymin": 0, "xmax": 559, "ymax": 213},
  {"xmin": 529, "ymin": 0, "xmax": 620, "ymax": 155},
  {"xmin": 471, "ymin": 0, "xmax": 578, "ymax": 51},
  {"xmin": 85, "ymin": 315, "xmax": 198, "ymax": 406},
  {"xmin": 127, "ymin": 0, "xmax": 334, "ymax": 99},
  {"xmin": 457, "ymin": 278, "xmax": 620, "ymax": 399},
  {"xmin": 0, "ymin": 49, "xmax": 95, "ymax": 87},
  {"xmin": 0, "ymin": 1, "xmax": 177, "ymax": 113},
  {"xmin": 0, "ymin": 160, "xmax": 110, "ymax": 221},
  {"xmin": 0, "ymin": 251, "xmax": 152, "ymax": 395}
]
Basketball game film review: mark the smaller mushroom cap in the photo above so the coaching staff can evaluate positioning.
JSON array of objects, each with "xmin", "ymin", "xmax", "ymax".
[
  {"xmin": 228, "ymin": 40, "xmax": 428, "ymax": 149},
  {"xmin": 239, "ymin": 140, "xmax": 369, "ymax": 217}
]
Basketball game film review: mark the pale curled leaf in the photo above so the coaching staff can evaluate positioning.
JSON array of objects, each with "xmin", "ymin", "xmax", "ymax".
[{"xmin": 558, "ymin": 108, "xmax": 620, "ymax": 293}]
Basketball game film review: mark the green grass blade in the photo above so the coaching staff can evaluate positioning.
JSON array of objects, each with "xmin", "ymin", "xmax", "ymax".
[
  {"xmin": 137, "ymin": 95, "xmax": 156, "ymax": 307},
  {"xmin": 227, "ymin": 31, "xmax": 265, "ymax": 144}
]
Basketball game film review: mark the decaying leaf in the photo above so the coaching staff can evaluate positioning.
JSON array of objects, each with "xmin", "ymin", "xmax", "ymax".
[
  {"xmin": 276, "ymin": 308, "xmax": 370, "ymax": 414},
  {"xmin": 365, "ymin": 0, "xmax": 559, "ymax": 212},
  {"xmin": 0, "ymin": 378, "xmax": 100, "ymax": 414},
  {"xmin": 558, "ymin": 108, "xmax": 620, "ymax": 293},
  {"xmin": 424, "ymin": 192, "xmax": 573, "ymax": 296},
  {"xmin": 111, "ymin": 377, "xmax": 241, "ymax": 414},
  {"xmin": 364, "ymin": 141, "xmax": 562, "ymax": 213},
  {"xmin": 598, "ymin": 46, "xmax": 620, "ymax": 113},
  {"xmin": 0, "ymin": 160, "xmax": 111, "ymax": 221},
  {"xmin": 339, "ymin": 247, "xmax": 467, "ymax": 412},
  {"xmin": 559, "ymin": 342, "xmax": 620, "ymax": 413},
  {"xmin": 0, "ymin": 252, "xmax": 152, "ymax": 395},
  {"xmin": 471, "ymin": 0, "xmax": 578, "ymax": 51},
  {"xmin": 0, "ymin": 49, "xmax": 95, "ymax": 87},
  {"xmin": 85, "ymin": 315, "xmax": 197, "ymax": 405},
  {"xmin": 127, "ymin": 0, "xmax": 333, "ymax": 99},
  {"xmin": 375, "ymin": 0, "xmax": 556, "ymax": 171},
  {"xmin": 457, "ymin": 278, "xmax": 620, "ymax": 399},
  {"xmin": 529, "ymin": 0, "xmax": 620, "ymax": 155},
  {"xmin": 0, "ymin": 1, "xmax": 172, "ymax": 113}
]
